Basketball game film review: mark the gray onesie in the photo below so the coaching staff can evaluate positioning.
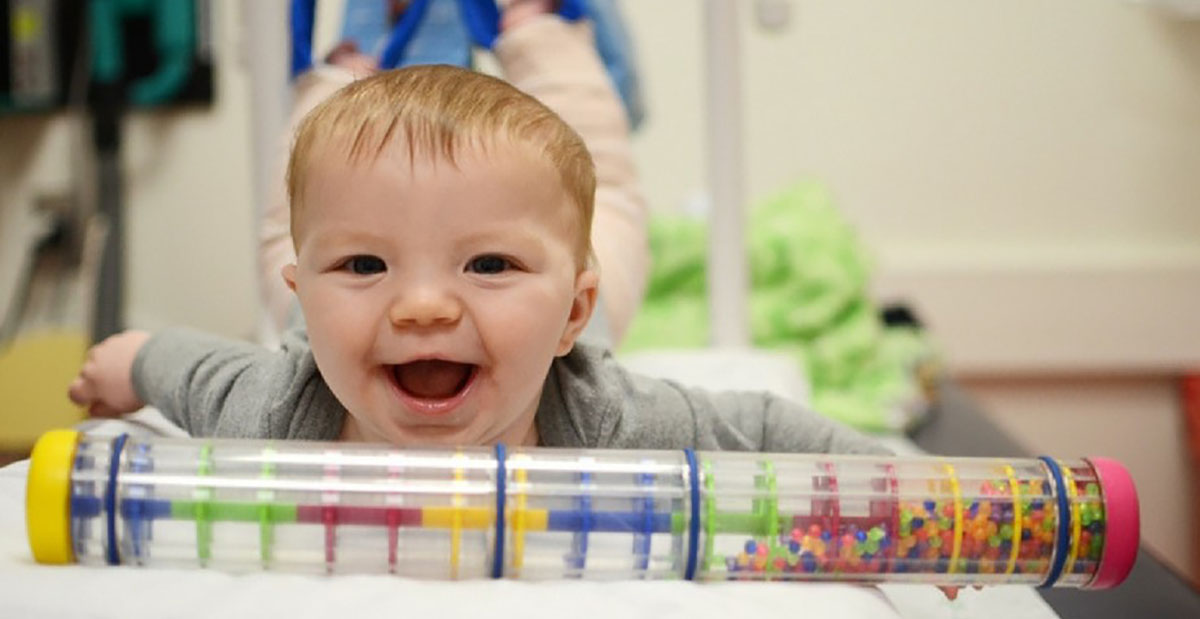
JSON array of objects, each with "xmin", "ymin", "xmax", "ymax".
[{"xmin": 132, "ymin": 327, "xmax": 887, "ymax": 455}]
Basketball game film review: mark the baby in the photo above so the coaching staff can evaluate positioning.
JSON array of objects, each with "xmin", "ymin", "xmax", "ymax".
[{"xmin": 68, "ymin": 57, "xmax": 883, "ymax": 457}]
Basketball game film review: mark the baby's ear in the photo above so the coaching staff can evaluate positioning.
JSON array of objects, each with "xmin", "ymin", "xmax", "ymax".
[
  {"xmin": 555, "ymin": 269, "xmax": 599, "ymax": 356},
  {"xmin": 282, "ymin": 264, "xmax": 298, "ymax": 292}
]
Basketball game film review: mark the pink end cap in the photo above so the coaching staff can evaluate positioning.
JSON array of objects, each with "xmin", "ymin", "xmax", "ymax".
[{"xmin": 1085, "ymin": 457, "xmax": 1140, "ymax": 589}]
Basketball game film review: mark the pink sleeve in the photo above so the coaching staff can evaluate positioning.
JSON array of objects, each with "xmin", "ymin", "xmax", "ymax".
[
  {"xmin": 494, "ymin": 16, "xmax": 650, "ymax": 344},
  {"xmin": 258, "ymin": 67, "xmax": 358, "ymax": 334}
]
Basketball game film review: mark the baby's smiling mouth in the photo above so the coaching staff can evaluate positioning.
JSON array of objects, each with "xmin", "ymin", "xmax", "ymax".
[{"xmin": 391, "ymin": 360, "xmax": 477, "ymax": 400}]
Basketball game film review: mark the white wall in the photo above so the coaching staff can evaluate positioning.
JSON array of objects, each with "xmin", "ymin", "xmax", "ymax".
[{"xmin": 625, "ymin": 0, "xmax": 1200, "ymax": 373}]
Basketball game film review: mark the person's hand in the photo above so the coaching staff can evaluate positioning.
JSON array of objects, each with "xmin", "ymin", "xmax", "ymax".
[
  {"xmin": 500, "ymin": 0, "xmax": 556, "ymax": 32},
  {"xmin": 68, "ymin": 330, "xmax": 151, "ymax": 417},
  {"xmin": 939, "ymin": 585, "xmax": 983, "ymax": 600}
]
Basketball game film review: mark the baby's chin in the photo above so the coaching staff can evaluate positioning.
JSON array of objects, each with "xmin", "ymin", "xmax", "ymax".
[{"xmin": 341, "ymin": 411, "xmax": 511, "ymax": 448}]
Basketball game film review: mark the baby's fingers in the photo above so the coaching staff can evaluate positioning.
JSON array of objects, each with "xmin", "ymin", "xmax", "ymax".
[
  {"xmin": 938, "ymin": 585, "xmax": 984, "ymax": 600},
  {"xmin": 87, "ymin": 401, "xmax": 124, "ymax": 418},
  {"xmin": 67, "ymin": 375, "xmax": 93, "ymax": 406}
]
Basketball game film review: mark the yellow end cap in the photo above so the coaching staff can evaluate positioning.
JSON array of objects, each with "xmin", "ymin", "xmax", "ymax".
[{"xmin": 26, "ymin": 429, "xmax": 80, "ymax": 564}]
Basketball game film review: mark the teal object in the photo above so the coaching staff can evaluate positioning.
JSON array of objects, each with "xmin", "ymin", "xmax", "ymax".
[
  {"xmin": 90, "ymin": 0, "xmax": 194, "ymax": 105},
  {"xmin": 622, "ymin": 181, "xmax": 937, "ymax": 433}
]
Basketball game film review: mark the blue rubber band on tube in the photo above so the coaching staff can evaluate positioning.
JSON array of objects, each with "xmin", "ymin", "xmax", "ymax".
[
  {"xmin": 1038, "ymin": 456, "xmax": 1072, "ymax": 588},
  {"xmin": 104, "ymin": 434, "xmax": 129, "ymax": 565},
  {"xmin": 683, "ymin": 449, "xmax": 700, "ymax": 580},
  {"xmin": 492, "ymin": 443, "xmax": 507, "ymax": 579}
]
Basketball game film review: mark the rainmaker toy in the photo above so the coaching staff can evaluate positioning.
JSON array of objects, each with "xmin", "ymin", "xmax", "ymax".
[{"xmin": 26, "ymin": 430, "xmax": 1138, "ymax": 588}]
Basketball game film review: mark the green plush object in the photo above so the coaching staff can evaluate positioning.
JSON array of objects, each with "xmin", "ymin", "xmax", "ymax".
[{"xmin": 621, "ymin": 181, "xmax": 935, "ymax": 433}]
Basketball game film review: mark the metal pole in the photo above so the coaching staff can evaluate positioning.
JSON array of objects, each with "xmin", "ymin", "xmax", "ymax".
[
  {"xmin": 242, "ymin": 0, "xmax": 292, "ymax": 345},
  {"xmin": 703, "ymin": 0, "xmax": 749, "ymax": 347}
]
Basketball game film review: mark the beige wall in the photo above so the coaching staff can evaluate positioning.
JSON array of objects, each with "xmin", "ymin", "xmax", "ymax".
[{"xmin": 625, "ymin": 0, "xmax": 1200, "ymax": 373}]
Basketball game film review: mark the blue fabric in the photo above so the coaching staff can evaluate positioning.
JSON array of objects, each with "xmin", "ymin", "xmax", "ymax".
[
  {"xmin": 339, "ymin": 0, "xmax": 390, "ymax": 57},
  {"xmin": 290, "ymin": 0, "xmax": 317, "ymax": 78},
  {"xmin": 582, "ymin": 0, "xmax": 644, "ymax": 129},
  {"xmin": 332, "ymin": 0, "xmax": 645, "ymax": 127},
  {"xmin": 397, "ymin": 0, "xmax": 473, "ymax": 68}
]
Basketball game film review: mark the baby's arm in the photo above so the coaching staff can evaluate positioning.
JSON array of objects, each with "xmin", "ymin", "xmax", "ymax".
[
  {"xmin": 622, "ymin": 374, "xmax": 892, "ymax": 455},
  {"xmin": 544, "ymin": 343, "xmax": 890, "ymax": 455},
  {"xmin": 494, "ymin": 13, "xmax": 649, "ymax": 343},
  {"xmin": 69, "ymin": 328, "xmax": 343, "ymax": 439}
]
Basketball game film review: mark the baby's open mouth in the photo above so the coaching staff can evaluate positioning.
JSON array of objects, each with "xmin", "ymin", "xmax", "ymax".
[{"xmin": 391, "ymin": 360, "xmax": 477, "ymax": 400}]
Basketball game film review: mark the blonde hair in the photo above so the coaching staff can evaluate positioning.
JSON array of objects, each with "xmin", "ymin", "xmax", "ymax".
[{"xmin": 287, "ymin": 65, "xmax": 595, "ymax": 267}]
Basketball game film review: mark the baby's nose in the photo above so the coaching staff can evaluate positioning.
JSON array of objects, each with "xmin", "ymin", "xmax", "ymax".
[{"xmin": 387, "ymin": 288, "xmax": 463, "ymax": 328}]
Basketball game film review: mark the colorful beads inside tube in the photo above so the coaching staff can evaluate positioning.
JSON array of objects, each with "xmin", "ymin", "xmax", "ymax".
[{"xmin": 705, "ymin": 457, "xmax": 1107, "ymax": 585}]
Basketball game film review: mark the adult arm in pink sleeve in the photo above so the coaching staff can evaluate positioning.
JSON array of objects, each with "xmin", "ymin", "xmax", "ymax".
[
  {"xmin": 494, "ymin": 15, "xmax": 650, "ymax": 343},
  {"xmin": 258, "ymin": 67, "xmax": 358, "ymax": 334}
]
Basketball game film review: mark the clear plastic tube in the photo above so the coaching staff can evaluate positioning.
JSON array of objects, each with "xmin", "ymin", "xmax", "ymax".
[{"xmin": 26, "ymin": 430, "xmax": 1138, "ymax": 588}]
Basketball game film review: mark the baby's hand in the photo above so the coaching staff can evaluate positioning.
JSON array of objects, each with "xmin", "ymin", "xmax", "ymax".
[
  {"xmin": 939, "ymin": 585, "xmax": 983, "ymax": 600},
  {"xmin": 68, "ymin": 330, "xmax": 151, "ymax": 417}
]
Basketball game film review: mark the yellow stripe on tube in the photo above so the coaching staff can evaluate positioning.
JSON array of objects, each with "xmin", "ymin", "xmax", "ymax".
[
  {"xmin": 512, "ymin": 456, "xmax": 529, "ymax": 570},
  {"xmin": 943, "ymin": 463, "xmax": 964, "ymax": 574},
  {"xmin": 424, "ymin": 507, "xmax": 495, "ymax": 529},
  {"xmin": 1003, "ymin": 465, "xmax": 1023, "ymax": 575},
  {"xmin": 451, "ymin": 453, "xmax": 465, "ymax": 577},
  {"xmin": 421, "ymin": 507, "xmax": 549, "ymax": 530}
]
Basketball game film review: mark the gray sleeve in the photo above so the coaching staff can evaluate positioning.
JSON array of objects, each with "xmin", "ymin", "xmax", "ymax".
[
  {"xmin": 540, "ymin": 342, "xmax": 889, "ymax": 455},
  {"xmin": 131, "ymin": 327, "xmax": 344, "ymax": 440},
  {"xmin": 619, "ymin": 376, "xmax": 891, "ymax": 455}
]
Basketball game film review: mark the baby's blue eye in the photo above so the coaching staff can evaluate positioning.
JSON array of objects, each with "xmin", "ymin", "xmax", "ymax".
[
  {"xmin": 346, "ymin": 255, "xmax": 386, "ymax": 275},
  {"xmin": 467, "ymin": 255, "xmax": 512, "ymax": 275}
]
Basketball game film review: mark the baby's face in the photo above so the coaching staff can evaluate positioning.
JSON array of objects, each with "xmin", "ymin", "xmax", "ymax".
[{"xmin": 285, "ymin": 142, "xmax": 596, "ymax": 446}]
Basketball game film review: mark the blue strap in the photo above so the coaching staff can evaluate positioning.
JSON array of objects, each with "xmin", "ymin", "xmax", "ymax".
[
  {"xmin": 557, "ymin": 0, "xmax": 587, "ymax": 21},
  {"xmin": 492, "ymin": 443, "xmax": 507, "ymax": 578},
  {"xmin": 1037, "ymin": 456, "xmax": 1072, "ymax": 588},
  {"xmin": 104, "ymin": 434, "xmax": 130, "ymax": 565},
  {"xmin": 456, "ymin": 0, "xmax": 502, "ymax": 50},
  {"xmin": 290, "ymin": 0, "xmax": 317, "ymax": 78},
  {"xmin": 683, "ymin": 449, "xmax": 700, "ymax": 580},
  {"xmin": 379, "ymin": 0, "xmax": 433, "ymax": 69}
]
